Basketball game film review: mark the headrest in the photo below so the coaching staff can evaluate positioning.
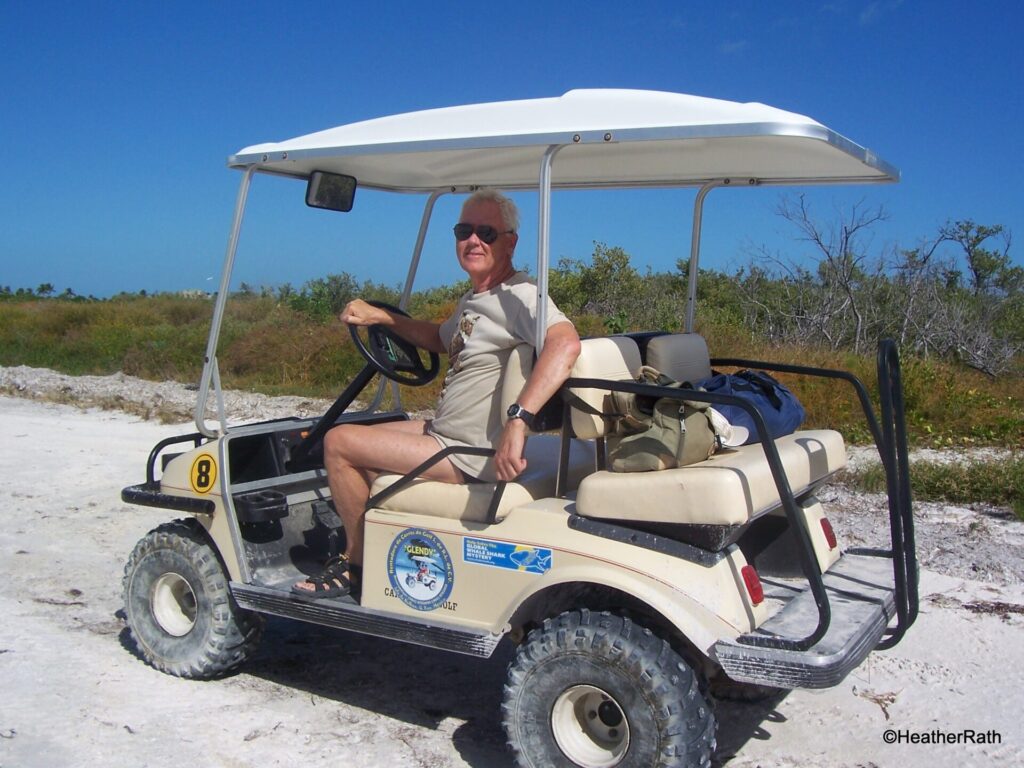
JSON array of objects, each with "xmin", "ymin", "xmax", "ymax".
[{"xmin": 645, "ymin": 333, "xmax": 712, "ymax": 384}]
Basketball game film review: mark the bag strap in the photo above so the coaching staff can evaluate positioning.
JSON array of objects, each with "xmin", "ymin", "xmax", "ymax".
[
  {"xmin": 735, "ymin": 369, "xmax": 783, "ymax": 409},
  {"xmin": 562, "ymin": 390, "xmax": 621, "ymax": 420},
  {"xmin": 562, "ymin": 367, "xmax": 700, "ymax": 422},
  {"xmin": 638, "ymin": 365, "xmax": 686, "ymax": 388}
]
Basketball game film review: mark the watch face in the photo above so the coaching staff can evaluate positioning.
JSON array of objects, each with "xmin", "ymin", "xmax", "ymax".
[{"xmin": 507, "ymin": 404, "xmax": 532, "ymax": 425}]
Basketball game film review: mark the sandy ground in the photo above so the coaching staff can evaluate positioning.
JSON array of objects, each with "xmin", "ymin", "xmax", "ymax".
[{"xmin": 1, "ymin": 373, "xmax": 1023, "ymax": 767}]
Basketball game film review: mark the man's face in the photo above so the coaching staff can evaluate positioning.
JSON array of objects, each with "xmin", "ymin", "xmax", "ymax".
[{"xmin": 455, "ymin": 199, "xmax": 517, "ymax": 285}]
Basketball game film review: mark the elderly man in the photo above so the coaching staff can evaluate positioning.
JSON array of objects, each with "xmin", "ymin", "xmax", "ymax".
[{"xmin": 294, "ymin": 189, "xmax": 581, "ymax": 598}]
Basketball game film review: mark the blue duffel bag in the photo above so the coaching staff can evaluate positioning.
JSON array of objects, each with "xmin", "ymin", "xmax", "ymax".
[{"xmin": 695, "ymin": 369, "xmax": 805, "ymax": 444}]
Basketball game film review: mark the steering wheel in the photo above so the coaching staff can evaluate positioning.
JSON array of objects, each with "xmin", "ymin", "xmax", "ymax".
[{"xmin": 349, "ymin": 300, "xmax": 440, "ymax": 386}]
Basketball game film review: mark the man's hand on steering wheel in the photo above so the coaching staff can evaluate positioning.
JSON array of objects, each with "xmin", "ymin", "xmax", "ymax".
[
  {"xmin": 340, "ymin": 299, "xmax": 392, "ymax": 328},
  {"xmin": 344, "ymin": 299, "xmax": 440, "ymax": 387}
]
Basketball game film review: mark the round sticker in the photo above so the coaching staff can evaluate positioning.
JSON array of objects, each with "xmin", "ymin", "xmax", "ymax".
[
  {"xmin": 189, "ymin": 453, "xmax": 217, "ymax": 494},
  {"xmin": 387, "ymin": 528, "xmax": 454, "ymax": 611}
]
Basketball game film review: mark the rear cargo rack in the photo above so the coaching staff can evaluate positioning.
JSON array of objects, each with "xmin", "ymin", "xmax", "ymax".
[
  {"xmin": 717, "ymin": 338, "xmax": 916, "ymax": 650},
  {"xmin": 566, "ymin": 338, "xmax": 917, "ymax": 653}
]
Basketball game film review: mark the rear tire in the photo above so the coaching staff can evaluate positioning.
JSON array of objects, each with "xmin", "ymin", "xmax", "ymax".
[
  {"xmin": 123, "ymin": 519, "xmax": 263, "ymax": 678},
  {"xmin": 502, "ymin": 609, "xmax": 716, "ymax": 768}
]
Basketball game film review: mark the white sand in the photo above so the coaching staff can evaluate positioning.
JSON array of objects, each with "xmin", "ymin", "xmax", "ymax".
[{"xmin": 1, "ymin": 389, "xmax": 1021, "ymax": 767}]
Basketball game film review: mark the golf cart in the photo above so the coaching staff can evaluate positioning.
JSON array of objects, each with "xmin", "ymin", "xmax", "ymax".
[{"xmin": 121, "ymin": 89, "xmax": 917, "ymax": 768}]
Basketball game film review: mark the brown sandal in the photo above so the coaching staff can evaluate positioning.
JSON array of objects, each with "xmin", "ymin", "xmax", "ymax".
[{"xmin": 292, "ymin": 554, "xmax": 360, "ymax": 599}]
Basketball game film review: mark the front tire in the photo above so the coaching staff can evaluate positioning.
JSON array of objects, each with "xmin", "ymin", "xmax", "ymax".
[
  {"xmin": 123, "ymin": 519, "xmax": 263, "ymax": 678},
  {"xmin": 503, "ymin": 609, "xmax": 715, "ymax": 768}
]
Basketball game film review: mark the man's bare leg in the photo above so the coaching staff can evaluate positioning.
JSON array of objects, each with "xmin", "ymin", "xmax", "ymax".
[{"xmin": 294, "ymin": 419, "xmax": 462, "ymax": 595}]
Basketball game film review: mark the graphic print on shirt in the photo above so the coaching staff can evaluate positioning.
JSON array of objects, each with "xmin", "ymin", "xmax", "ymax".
[{"xmin": 440, "ymin": 311, "xmax": 479, "ymax": 398}]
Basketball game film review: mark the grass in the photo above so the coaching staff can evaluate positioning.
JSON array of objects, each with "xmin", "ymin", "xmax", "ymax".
[
  {"xmin": 3, "ymin": 293, "xmax": 1023, "ymax": 512},
  {"xmin": 846, "ymin": 455, "xmax": 1024, "ymax": 520},
  {"xmin": 0, "ymin": 293, "xmax": 447, "ymax": 410}
]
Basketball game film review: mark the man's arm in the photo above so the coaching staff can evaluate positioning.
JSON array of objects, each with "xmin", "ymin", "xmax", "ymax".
[
  {"xmin": 340, "ymin": 299, "xmax": 445, "ymax": 353},
  {"xmin": 493, "ymin": 321, "xmax": 581, "ymax": 481}
]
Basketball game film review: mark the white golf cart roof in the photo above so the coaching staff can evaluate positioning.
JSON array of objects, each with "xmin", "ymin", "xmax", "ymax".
[
  {"xmin": 229, "ymin": 89, "xmax": 898, "ymax": 190},
  {"xmin": 198, "ymin": 90, "xmax": 898, "ymax": 436}
]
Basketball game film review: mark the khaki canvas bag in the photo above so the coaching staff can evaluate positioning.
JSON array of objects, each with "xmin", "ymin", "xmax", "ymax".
[{"xmin": 606, "ymin": 366, "xmax": 721, "ymax": 472}]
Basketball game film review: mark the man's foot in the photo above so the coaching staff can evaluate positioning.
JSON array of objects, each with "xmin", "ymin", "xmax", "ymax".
[{"xmin": 292, "ymin": 554, "xmax": 360, "ymax": 599}]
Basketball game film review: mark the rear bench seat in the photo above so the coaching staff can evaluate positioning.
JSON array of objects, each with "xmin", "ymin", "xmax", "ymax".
[{"xmin": 571, "ymin": 334, "xmax": 847, "ymax": 546}]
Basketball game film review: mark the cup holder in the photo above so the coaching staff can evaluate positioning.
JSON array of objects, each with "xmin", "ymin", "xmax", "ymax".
[{"xmin": 233, "ymin": 490, "xmax": 289, "ymax": 523}]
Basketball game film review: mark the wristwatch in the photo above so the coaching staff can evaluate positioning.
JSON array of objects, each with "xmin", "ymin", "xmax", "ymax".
[{"xmin": 506, "ymin": 403, "xmax": 536, "ymax": 429}]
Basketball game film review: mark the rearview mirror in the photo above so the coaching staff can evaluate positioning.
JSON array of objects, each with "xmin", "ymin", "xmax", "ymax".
[{"xmin": 305, "ymin": 171, "xmax": 356, "ymax": 212}]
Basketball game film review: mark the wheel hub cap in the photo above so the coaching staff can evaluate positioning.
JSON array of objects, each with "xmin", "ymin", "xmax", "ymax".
[
  {"xmin": 551, "ymin": 684, "xmax": 629, "ymax": 767},
  {"xmin": 151, "ymin": 572, "xmax": 197, "ymax": 636}
]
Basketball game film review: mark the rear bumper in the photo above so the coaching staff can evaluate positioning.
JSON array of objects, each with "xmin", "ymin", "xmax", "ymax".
[{"xmin": 713, "ymin": 552, "xmax": 897, "ymax": 689}]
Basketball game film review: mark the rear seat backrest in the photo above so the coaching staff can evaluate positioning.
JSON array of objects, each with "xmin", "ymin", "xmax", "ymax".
[
  {"xmin": 645, "ymin": 333, "xmax": 712, "ymax": 384},
  {"xmin": 567, "ymin": 336, "xmax": 642, "ymax": 439}
]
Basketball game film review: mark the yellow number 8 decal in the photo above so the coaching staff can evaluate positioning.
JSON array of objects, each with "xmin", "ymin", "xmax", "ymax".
[{"xmin": 190, "ymin": 454, "xmax": 218, "ymax": 494}]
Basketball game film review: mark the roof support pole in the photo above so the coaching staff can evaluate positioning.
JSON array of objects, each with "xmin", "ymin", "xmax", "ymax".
[
  {"xmin": 685, "ymin": 179, "xmax": 729, "ymax": 333},
  {"xmin": 195, "ymin": 165, "xmax": 257, "ymax": 436},
  {"xmin": 374, "ymin": 189, "xmax": 448, "ymax": 412},
  {"xmin": 399, "ymin": 189, "xmax": 445, "ymax": 310},
  {"xmin": 535, "ymin": 145, "xmax": 565, "ymax": 353}
]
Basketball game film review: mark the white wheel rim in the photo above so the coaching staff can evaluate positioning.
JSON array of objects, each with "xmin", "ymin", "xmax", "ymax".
[
  {"xmin": 551, "ymin": 684, "xmax": 629, "ymax": 767},
  {"xmin": 151, "ymin": 572, "xmax": 198, "ymax": 636}
]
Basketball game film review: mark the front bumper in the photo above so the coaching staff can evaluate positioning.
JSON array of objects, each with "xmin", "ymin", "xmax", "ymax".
[{"xmin": 122, "ymin": 483, "xmax": 215, "ymax": 515}]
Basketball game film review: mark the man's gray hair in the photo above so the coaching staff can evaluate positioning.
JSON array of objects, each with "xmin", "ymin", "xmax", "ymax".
[{"xmin": 463, "ymin": 188, "xmax": 520, "ymax": 232}]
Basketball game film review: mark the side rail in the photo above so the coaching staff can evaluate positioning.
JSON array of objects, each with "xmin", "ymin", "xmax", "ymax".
[
  {"xmin": 364, "ymin": 446, "xmax": 508, "ymax": 524},
  {"xmin": 713, "ymin": 343, "xmax": 918, "ymax": 647},
  {"xmin": 563, "ymin": 376, "xmax": 832, "ymax": 651}
]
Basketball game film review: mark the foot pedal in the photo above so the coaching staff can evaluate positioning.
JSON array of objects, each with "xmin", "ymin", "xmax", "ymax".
[
  {"xmin": 312, "ymin": 500, "xmax": 343, "ymax": 558},
  {"xmin": 313, "ymin": 500, "xmax": 340, "ymax": 528}
]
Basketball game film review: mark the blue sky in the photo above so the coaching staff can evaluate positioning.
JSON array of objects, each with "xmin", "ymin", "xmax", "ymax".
[{"xmin": 2, "ymin": 1, "xmax": 1021, "ymax": 296}]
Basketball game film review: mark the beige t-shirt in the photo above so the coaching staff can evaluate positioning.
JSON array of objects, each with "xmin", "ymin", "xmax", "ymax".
[{"xmin": 428, "ymin": 272, "xmax": 570, "ymax": 481}]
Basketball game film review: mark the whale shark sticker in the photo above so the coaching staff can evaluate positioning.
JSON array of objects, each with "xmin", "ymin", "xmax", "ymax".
[{"xmin": 463, "ymin": 538, "xmax": 552, "ymax": 575}]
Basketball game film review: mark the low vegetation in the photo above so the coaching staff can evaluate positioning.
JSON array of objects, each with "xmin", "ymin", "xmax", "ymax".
[
  {"xmin": 847, "ymin": 456, "xmax": 1024, "ymax": 521},
  {"xmin": 2, "ymin": 208, "xmax": 1020, "ymax": 509}
]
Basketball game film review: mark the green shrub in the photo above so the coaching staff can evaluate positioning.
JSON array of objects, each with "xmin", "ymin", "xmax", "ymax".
[{"xmin": 1, "ymin": 244, "xmax": 1021, "ymax": 449}]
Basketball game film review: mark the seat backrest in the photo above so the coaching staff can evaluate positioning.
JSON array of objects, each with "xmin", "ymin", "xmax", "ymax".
[
  {"xmin": 567, "ymin": 336, "xmax": 642, "ymax": 439},
  {"xmin": 500, "ymin": 343, "xmax": 532, "ymax": 418},
  {"xmin": 645, "ymin": 333, "xmax": 712, "ymax": 384},
  {"xmin": 499, "ymin": 343, "xmax": 545, "ymax": 435}
]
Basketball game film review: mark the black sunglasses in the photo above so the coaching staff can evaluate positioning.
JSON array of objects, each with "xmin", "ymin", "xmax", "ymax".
[{"xmin": 453, "ymin": 223, "xmax": 513, "ymax": 244}]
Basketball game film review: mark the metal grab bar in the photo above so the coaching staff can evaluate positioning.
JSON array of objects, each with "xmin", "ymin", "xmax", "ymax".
[
  {"xmin": 365, "ymin": 446, "xmax": 508, "ymax": 525},
  {"xmin": 144, "ymin": 432, "xmax": 206, "ymax": 485},
  {"xmin": 564, "ymin": 376, "xmax": 832, "ymax": 651},
  {"xmin": 710, "ymin": 357, "xmax": 885, "ymax": 452},
  {"xmin": 874, "ymin": 339, "xmax": 919, "ymax": 647},
  {"xmin": 718, "ymin": 345, "xmax": 919, "ymax": 646}
]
